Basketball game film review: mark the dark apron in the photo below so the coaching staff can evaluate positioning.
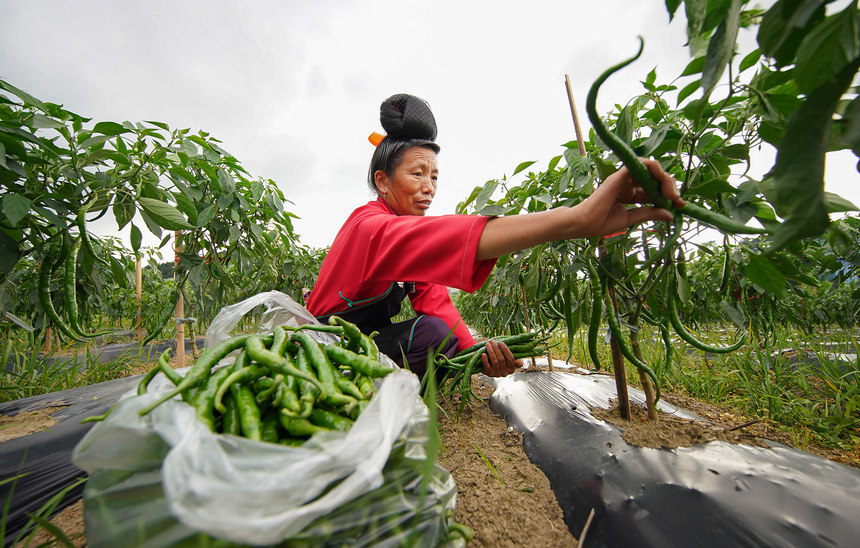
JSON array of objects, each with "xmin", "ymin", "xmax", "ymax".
[{"xmin": 315, "ymin": 282, "xmax": 458, "ymax": 380}]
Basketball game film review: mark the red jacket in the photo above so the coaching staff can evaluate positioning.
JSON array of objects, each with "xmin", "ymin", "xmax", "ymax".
[{"xmin": 306, "ymin": 198, "xmax": 496, "ymax": 350}]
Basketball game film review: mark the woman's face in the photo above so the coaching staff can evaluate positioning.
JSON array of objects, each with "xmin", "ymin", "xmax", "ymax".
[{"xmin": 374, "ymin": 146, "xmax": 438, "ymax": 216}]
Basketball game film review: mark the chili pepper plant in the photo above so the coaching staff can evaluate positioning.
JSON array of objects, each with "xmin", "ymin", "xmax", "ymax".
[{"xmin": 456, "ymin": 0, "xmax": 860, "ymax": 420}]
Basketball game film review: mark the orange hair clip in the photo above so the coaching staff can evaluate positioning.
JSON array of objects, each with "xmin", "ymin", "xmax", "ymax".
[{"xmin": 368, "ymin": 132, "xmax": 385, "ymax": 147}]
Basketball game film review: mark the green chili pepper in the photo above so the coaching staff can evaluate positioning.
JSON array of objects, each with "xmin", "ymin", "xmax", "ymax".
[
  {"xmin": 38, "ymin": 252, "xmax": 87, "ymax": 344},
  {"xmin": 213, "ymin": 363, "xmax": 268, "ymax": 414},
  {"xmin": 308, "ymin": 408, "xmax": 354, "ymax": 432},
  {"xmin": 328, "ymin": 316, "xmax": 363, "ymax": 352},
  {"xmin": 221, "ymin": 392, "xmax": 241, "ymax": 435},
  {"xmin": 359, "ymin": 332, "xmax": 381, "ymax": 361},
  {"xmin": 138, "ymin": 333, "xmax": 259, "ymax": 416},
  {"xmin": 292, "ymin": 346, "xmax": 320, "ymax": 417},
  {"xmin": 666, "ymin": 276, "xmax": 746, "ymax": 354},
  {"xmin": 193, "ymin": 366, "xmax": 232, "ymax": 431},
  {"xmin": 292, "ymin": 332, "xmax": 360, "ymax": 411},
  {"xmin": 586, "ymin": 260, "xmax": 604, "ymax": 371},
  {"xmin": 260, "ymin": 409, "xmax": 281, "ymax": 443},
  {"xmin": 323, "ymin": 343, "xmax": 394, "ymax": 379},
  {"xmin": 138, "ymin": 349, "xmax": 173, "ymax": 395},
  {"xmin": 140, "ymin": 287, "xmax": 182, "ymax": 347},
  {"xmin": 232, "ymin": 383, "xmax": 262, "ymax": 441},
  {"xmin": 279, "ymin": 412, "xmax": 329, "ymax": 437},
  {"xmin": 586, "ymin": 37, "xmax": 768, "ymax": 236},
  {"xmin": 718, "ymin": 237, "xmax": 732, "ymax": 293},
  {"xmin": 246, "ymin": 335, "xmax": 326, "ymax": 397}
]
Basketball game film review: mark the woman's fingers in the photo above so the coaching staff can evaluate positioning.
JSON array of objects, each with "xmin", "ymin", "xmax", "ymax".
[
  {"xmin": 641, "ymin": 158, "xmax": 685, "ymax": 208},
  {"xmin": 480, "ymin": 340, "xmax": 519, "ymax": 377}
]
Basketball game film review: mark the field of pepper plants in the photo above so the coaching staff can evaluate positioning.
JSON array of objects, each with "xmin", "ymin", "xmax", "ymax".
[{"xmin": 1, "ymin": 0, "xmax": 860, "ymax": 545}]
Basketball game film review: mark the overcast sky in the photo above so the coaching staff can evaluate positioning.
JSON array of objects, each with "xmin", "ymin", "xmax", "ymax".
[{"xmin": 2, "ymin": 1, "xmax": 858, "ymax": 253}]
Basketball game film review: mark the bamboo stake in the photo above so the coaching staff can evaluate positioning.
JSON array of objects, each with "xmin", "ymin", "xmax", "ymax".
[
  {"xmin": 135, "ymin": 258, "xmax": 143, "ymax": 342},
  {"xmin": 175, "ymin": 230, "xmax": 184, "ymax": 368},
  {"xmin": 564, "ymin": 74, "xmax": 587, "ymax": 156}
]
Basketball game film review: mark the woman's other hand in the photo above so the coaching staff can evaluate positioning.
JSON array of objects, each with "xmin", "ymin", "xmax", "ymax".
[{"xmin": 480, "ymin": 339, "xmax": 521, "ymax": 377}]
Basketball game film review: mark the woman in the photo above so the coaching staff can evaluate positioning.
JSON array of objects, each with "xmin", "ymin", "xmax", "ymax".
[{"xmin": 306, "ymin": 93, "xmax": 683, "ymax": 381}]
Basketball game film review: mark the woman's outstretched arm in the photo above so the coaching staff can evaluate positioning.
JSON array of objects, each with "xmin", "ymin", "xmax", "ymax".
[{"xmin": 476, "ymin": 158, "xmax": 685, "ymax": 261}]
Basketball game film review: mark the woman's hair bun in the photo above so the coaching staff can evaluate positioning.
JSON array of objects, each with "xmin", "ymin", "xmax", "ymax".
[{"xmin": 379, "ymin": 93, "xmax": 437, "ymax": 141}]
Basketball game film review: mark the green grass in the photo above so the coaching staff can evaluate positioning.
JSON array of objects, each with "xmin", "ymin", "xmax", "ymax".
[
  {"xmin": 1, "ymin": 341, "xmax": 149, "ymax": 404},
  {"xmin": 557, "ymin": 323, "xmax": 860, "ymax": 455}
]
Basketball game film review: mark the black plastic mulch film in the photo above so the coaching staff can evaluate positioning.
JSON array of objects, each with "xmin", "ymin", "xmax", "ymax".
[
  {"xmin": 1, "ymin": 375, "xmax": 140, "ymax": 546},
  {"xmin": 3, "ymin": 365, "xmax": 860, "ymax": 547},
  {"xmin": 485, "ymin": 370, "xmax": 860, "ymax": 547}
]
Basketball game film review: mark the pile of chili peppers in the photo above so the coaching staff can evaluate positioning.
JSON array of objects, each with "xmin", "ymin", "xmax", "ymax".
[{"xmin": 135, "ymin": 316, "xmax": 393, "ymax": 445}]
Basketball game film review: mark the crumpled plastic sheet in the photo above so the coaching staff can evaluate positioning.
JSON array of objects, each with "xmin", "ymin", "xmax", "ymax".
[
  {"xmin": 70, "ymin": 290, "xmax": 460, "ymax": 547},
  {"xmin": 484, "ymin": 368, "xmax": 860, "ymax": 548}
]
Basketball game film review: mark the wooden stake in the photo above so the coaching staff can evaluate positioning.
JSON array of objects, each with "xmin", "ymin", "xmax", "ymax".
[
  {"xmin": 135, "ymin": 258, "xmax": 143, "ymax": 342},
  {"xmin": 607, "ymin": 285, "xmax": 631, "ymax": 420},
  {"xmin": 175, "ymin": 231, "xmax": 184, "ymax": 368},
  {"xmin": 564, "ymin": 74, "xmax": 587, "ymax": 156}
]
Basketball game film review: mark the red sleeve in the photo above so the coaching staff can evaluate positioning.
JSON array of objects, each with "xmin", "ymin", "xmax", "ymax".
[
  {"xmin": 307, "ymin": 200, "xmax": 498, "ymax": 318},
  {"xmin": 358, "ymin": 205, "xmax": 496, "ymax": 291},
  {"xmin": 409, "ymin": 282, "xmax": 477, "ymax": 351}
]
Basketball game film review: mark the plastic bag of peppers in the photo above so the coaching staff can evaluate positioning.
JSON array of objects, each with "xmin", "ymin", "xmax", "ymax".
[{"xmin": 72, "ymin": 292, "xmax": 467, "ymax": 548}]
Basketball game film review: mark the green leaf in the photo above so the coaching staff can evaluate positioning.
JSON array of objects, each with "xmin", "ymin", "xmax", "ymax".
[
  {"xmin": 216, "ymin": 168, "xmax": 235, "ymax": 194},
  {"xmin": 719, "ymin": 300, "xmax": 746, "ymax": 328},
  {"xmin": 666, "ymin": 0, "xmax": 682, "ymax": 20},
  {"xmin": 0, "ymin": 228, "xmax": 20, "ymax": 276},
  {"xmin": 677, "ymin": 79, "xmax": 702, "ymax": 105},
  {"xmin": 824, "ymin": 191, "xmax": 858, "ymax": 213},
  {"xmin": 477, "ymin": 204, "xmax": 516, "ymax": 216},
  {"xmin": 93, "ymin": 121, "xmax": 132, "ymax": 136},
  {"xmin": 0, "ymin": 80, "xmax": 47, "ymax": 109},
  {"xmin": 512, "ymin": 161, "xmax": 536, "ymax": 177},
  {"xmin": 701, "ymin": 0, "xmax": 742, "ymax": 99},
  {"xmin": 197, "ymin": 204, "xmax": 217, "ymax": 227},
  {"xmin": 29, "ymin": 113, "xmax": 63, "ymax": 129},
  {"xmin": 173, "ymin": 192, "xmax": 199, "ymax": 225},
  {"xmin": 137, "ymin": 197, "xmax": 194, "ymax": 230},
  {"xmin": 475, "ymin": 180, "xmax": 499, "ymax": 211},
  {"xmin": 130, "ymin": 223, "xmax": 142, "ymax": 252},
  {"xmin": 78, "ymin": 134, "xmax": 112, "ymax": 149},
  {"xmin": 794, "ymin": 5, "xmax": 860, "ymax": 95},
  {"xmin": 680, "ymin": 56, "xmax": 706, "ymax": 77},
  {"xmin": 685, "ymin": 0, "xmax": 708, "ymax": 41},
  {"xmin": 138, "ymin": 209, "xmax": 162, "ymax": 239},
  {"xmin": 744, "ymin": 254, "xmax": 786, "ymax": 297},
  {"xmin": 615, "ymin": 106, "xmax": 633, "ymax": 144},
  {"xmin": 182, "ymin": 139, "xmax": 199, "ymax": 157},
  {"xmin": 675, "ymin": 271, "xmax": 692, "ymax": 304},
  {"xmin": 637, "ymin": 124, "xmax": 670, "ymax": 156},
  {"xmin": 739, "ymin": 48, "xmax": 762, "ymax": 73},
  {"xmin": 250, "ymin": 180, "xmax": 264, "ymax": 202},
  {"xmin": 2, "ymin": 193, "xmax": 30, "ymax": 227},
  {"xmin": 113, "ymin": 198, "xmax": 135, "ymax": 230},
  {"xmin": 32, "ymin": 205, "xmax": 66, "ymax": 229},
  {"xmin": 757, "ymin": 0, "xmax": 827, "ymax": 66},
  {"xmin": 762, "ymin": 55, "xmax": 860, "ymax": 251}
]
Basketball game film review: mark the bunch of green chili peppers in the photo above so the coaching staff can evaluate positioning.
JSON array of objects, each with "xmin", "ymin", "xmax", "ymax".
[{"xmin": 135, "ymin": 316, "xmax": 393, "ymax": 445}]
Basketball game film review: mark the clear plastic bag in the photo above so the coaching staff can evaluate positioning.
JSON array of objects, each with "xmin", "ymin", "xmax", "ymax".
[{"xmin": 72, "ymin": 291, "xmax": 460, "ymax": 547}]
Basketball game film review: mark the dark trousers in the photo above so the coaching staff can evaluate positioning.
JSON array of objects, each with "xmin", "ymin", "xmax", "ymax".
[{"xmin": 373, "ymin": 315, "xmax": 459, "ymax": 382}]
